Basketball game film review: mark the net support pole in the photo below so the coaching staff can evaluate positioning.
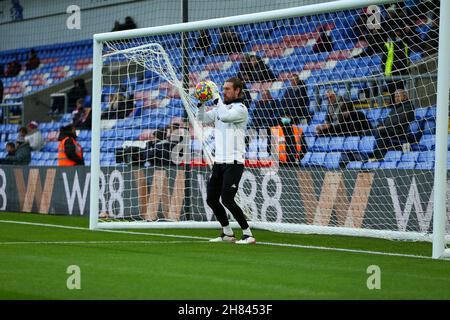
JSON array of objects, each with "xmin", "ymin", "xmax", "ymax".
[
  {"xmin": 181, "ymin": 0, "xmax": 193, "ymax": 220},
  {"xmin": 89, "ymin": 39, "xmax": 103, "ymax": 230},
  {"xmin": 432, "ymin": 0, "xmax": 450, "ymax": 259}
]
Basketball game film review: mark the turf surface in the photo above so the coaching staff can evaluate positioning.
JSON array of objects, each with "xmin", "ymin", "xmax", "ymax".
[{"xmin": 0, "ymin": 212, "xmax": 449, "ymax": 299}]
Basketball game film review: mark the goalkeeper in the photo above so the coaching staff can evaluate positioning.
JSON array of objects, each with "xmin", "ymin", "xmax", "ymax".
[{"xmin": 197, "ymin": 77, "xmax": 256, "ymax": 244}]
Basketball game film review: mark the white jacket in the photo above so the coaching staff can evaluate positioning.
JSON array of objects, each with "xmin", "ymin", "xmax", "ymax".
[
  {"xmin": 25, "ymin": 130, "xmax": 44, "ymax": 151},
  {"xmin": 198, "ymin": 98, "xmax": 248, "ymax": 164}
]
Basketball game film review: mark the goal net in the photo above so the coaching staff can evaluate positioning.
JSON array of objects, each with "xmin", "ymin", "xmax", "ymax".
[{"xmin": 90, "ymin": 0, "xmax": 450, "ymax": 254}]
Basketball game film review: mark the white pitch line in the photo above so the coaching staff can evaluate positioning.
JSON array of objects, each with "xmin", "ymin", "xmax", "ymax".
[
  {"xmin": 0, "ymin": 219, "xmax": 210, "ymax": 240},
  {"xmin": 0, "ymin": 240, "xmax": 204, "ymax": 245},
  {"xmin": 0, "ymin": 219, "xmax": 437, "ymax": 260}
]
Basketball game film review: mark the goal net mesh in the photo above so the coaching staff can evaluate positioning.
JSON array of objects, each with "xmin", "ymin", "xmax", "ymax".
[{"xmin": 94, "ymin": 0, "xmax": 448, "ymax": 241}]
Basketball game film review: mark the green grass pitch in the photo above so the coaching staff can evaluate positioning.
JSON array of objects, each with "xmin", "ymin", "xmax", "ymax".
[{"xmin": 0, "ymin": 212, "xmax": 449, "ymax": 299}]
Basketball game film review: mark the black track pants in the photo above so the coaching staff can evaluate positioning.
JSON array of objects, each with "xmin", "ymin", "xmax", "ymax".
[{"xmin": 206, "ymin": 162, "xmax": 249, "ymax": 230}]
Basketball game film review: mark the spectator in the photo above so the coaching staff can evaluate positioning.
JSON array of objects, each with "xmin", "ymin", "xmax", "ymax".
[
  {"xmin": 241, "ymin": 81, "xmax": 253, "ymax": 111},
  {"xmin": 402, "ymin": 23, "xmax": 423, "ymax": 53},
  {"xmin": 0, "ymin": 78, "xmax": 3, "ymax": 104},
  {"xmin": 250, "ymin": 90, "xmax": 279, "ymax": 129},
  {"xmin": 193, "ymin": 29, "xmax": 212, "ymax": 56},
  {"xmin": 402, "ymin": 0, "xmax": 434, "ymax": 21},
  {"xmin": 111, "ymin": 20, "xmax": 121, "ymax": 32},
  {"xmin": 367, "ymin": 89, "xmax": 415, "ymax": 160},
  {"xmin": 250, "ymin": 90, "xmax": 280, "ymax": 155},
  {"xmin": 0, "ymin": 142, "xmax": 16, "ymax": 164},
  {"xmin": 279, "ymin": 75, "xmax": 311, "ymax": 125},
  {"xmin": 4, "ymin": 138, "xmax": 31, "ymax": 165},
  {"xmin": 72, "ymin": 98, "xmax": 92, "ymax": 129},
  {"xmin": 278, "ymin": 79, "xmax": 310, "ymax": 164},
  {"xmin": 353, "ymin": 7, "xmax": 394, "ymax": 58},
  {"xmin": 10, "ymin": 0, "xmax": 24, "ymax": 21},
  {"xmin": 312, "ymin": 28, "xmax": 333, "ymax": 53},
  {"xmin": 237, "ymin": 54, "xmax": 277, "ymax": 83},
  {"xmin": 351, "ymin": 7, "xmax": 373, "ymax": 40},
  {"xmin": 72, "ymin": 98, "xmax": 84, "ymax": 122},
  {"xmin": 66, "ymin": 78, "xmax": 88, "ymax": 113},
  {"xmin": 423, "ymin": 17, "xmax": 439, "ymax": 56},
  {"xmin": 25, "ymin": 121, "xmax": 44, "ymax": 151},
  {"xmin": 383, "ymin": 28, "xmax": 410, "ymax": 103},
  {"xmin": 321, "ymin": 89, "xmax": 348, "ymax": 127},
  {"xmin": 315, "ymin": 101, "xmax": 372, "ymax": 136},
  {"xmin": 57, "ymin": 124, "xmax": 84, "ymax": 166},
  {"xmin": 101, "ymin": 92, "xmax": 132, "ymax": 119},
  {"xmin": 122, "ymin": 16, "xmax": 137, "ymax": 30},
  {"xmin": 145, "ymin": 128, "xmax": 177, "ymax": 167},
  {"xmin": 25, "ymin": 49, "xmax": 40, "ymax": 71},
  {"xmin": 17, "ymin": 126, "xmax": 27, "ymax": 141},
  {"xmin": 212, "ymin": 28, "xmax": 245, "ymax": 55},
  {"xmin": 4, "ymin": 60, "xmax": 21, "ymax": 77}
]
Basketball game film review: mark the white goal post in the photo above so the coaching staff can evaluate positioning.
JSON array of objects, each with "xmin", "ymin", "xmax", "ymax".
[{"xmin": 89, "ymin": 0, "xmax": 450, "ymax": 259}]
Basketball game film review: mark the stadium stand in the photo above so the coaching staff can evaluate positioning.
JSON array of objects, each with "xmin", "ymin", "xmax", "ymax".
[{"xmin": 0, "ymin": 6, "xmax": 442, "ymax": 169}]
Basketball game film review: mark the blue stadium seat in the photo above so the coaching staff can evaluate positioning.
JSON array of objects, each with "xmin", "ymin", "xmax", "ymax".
[
  {"xmin": 380, "ymin": 108, "xmax": 391, "ymax": 121},
  {"xmin": 384, "ymin": 150, "xmax": 402, "ymax": 162},
  {"xmin": 362, "ymin": 162, "xmax": 380, "ymax": 169},
  {"xmin": 304, "ymin": 137, "xmax": 316, "ymax": 150},
  {"xmin": 79, "ymin": 141, "xmax": 91, "ymax": 152},
  {"xmin": 400, "ymin": 152, "xmax": 419, "ymax": 163},
  {"xmin": 309, "ymin": 152, "xmax": 327, "ymax": 167},
  {"xmin": 359, "ymin": 136, "xmax": 376, "ymax": 155},
  {"xmin": 380, "ymin": 161, "xmax": 398, "ymax": 169},
  {"xmin": 324, "ymin": 152, "xmax": 342, "ymax": 169},
  {"xmin": 101, "ymin": 130, "xmax": 115, "ymax": 140},
  {"xmin": 407, "ymin": 120, "xmax": 423, "ymax": 138},
  {"xmin": 42, "ymin": 152, "xmax": 53, "ymax": 160},
  {"xmin": 77, "ymin": 130, "xmax": 90, "ymax": 141},
  {"xmin": 343, "ymin": 136, "xmax": 360, "ymax": 151},
  {"xmin": 300, "ymin": 152, "xmax": 312, "ymax": 167},
  {"xmin": 32, "ymin": 152, "xmax": 42, "ymax": 160},
  {"xmin": 418, "ymin": 151, "xmax": 435, "ymax": 163},
  {"xmin": 346, "ymin": 161, "xmax": 363, "ymax": 169},
  {"xmin": 415, "ymin": 162, "xmax": 434, "ymax": 170},
  {"xmin": 8, "ymin": 124, "xmax": 19, "ymax": 133},
  {"xmin": 397, "ymin": 162, "xmax": 416, "ymax": 169},
  {"xmin": 417, "ymin": 135, "xmax": 436, "ymax": 151},
  {"xmin": 312, "ymin": 137, "xmax": 330, "ymax": 152},
  {"xmin": 366, "ymin": 108, "xmax": 382, "ymax": 125},
  {"xmin": 42, "ymin": 141, "xmax": 59, "ymax": 152},
  {"xmin": 427, "ymin": 106, "xmax": 436, "ymax": 119},
  {"xmin": 415, "ymin": 107, "xmax": 429, "ymax": 120},
  {"xmin": 422, "ymin": 120, "xmax": 436, "ymax": 135},
  {"xmin": 106, "ymin": 141, "xmax": 117, "ymax": 151},
  {"xmin": 311, "ymin": 112, "xmax": 327, "ymax": 124},
  {"xmin": 324, "ymin": 136, "xmax": 344, "ymax": 152},
  {"xmin": 304, "ymin": 125, "xmax": 317, "ymax": 137}
]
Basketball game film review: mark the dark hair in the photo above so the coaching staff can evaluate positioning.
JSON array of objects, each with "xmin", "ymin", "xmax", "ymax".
[
  {"xmin": 6, "ymin": 142, "xmax": 15, "ymax": 149},
  {"xmin": 18, "ymin": 126, "xmax": 27, "ymax": 135},
  {"xmin": 342, "ymin": 101, "xmax": 355, "ymax": 112},
  {"xmin": 225, "ymin": 77, "xmax": 244, "ymax": 97},
  {"xmin": 154, "ymin": 128, "xmax": 167, "ymax": 141},
  {"xmin": 61, "ymin": 124, "xmax": 75, "ymax": 133}
]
